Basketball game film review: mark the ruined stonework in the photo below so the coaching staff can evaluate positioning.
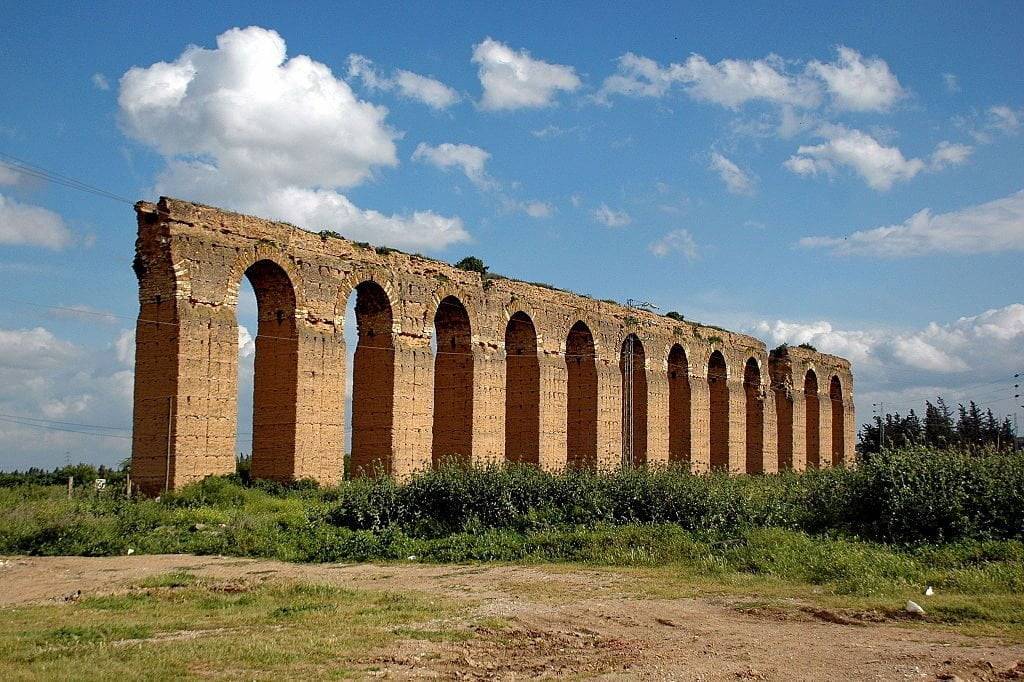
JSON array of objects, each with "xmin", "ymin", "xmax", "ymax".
[{"xmin": 130, "ymin": 197, "xmax": 856, "ymax": 494}]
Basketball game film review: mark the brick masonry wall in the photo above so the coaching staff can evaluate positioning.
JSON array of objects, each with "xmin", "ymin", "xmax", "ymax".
[{"xmin": 131, "ymin": 197, "xmax": 856, "ymax": 493}]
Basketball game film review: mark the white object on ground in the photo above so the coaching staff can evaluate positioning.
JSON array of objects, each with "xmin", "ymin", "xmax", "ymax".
[
  {"xmin": 905, "ymin": 600, "xmax": 926, "ymax": 615},
  {"xmin": 924, "ymin": 586, "xmax": 934, "ymax": 596}
]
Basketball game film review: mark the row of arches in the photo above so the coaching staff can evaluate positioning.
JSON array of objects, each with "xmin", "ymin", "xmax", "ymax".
[{"xmin": 238, "ymin": 260, "xmax": 848, "ymax": 477}]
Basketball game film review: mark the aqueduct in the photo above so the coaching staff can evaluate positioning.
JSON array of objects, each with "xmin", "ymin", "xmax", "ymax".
[{"xmin": 130, "ymin": 197, "xmax": 855, "ymax": 494}]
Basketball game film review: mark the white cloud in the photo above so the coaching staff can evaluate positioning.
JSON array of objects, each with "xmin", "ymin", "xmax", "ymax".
[
  {"xmin": 929, "ymin": 141, "xmax": 973, "ymax": 170},
  {"xmin": 115, "ymin": 329, "xmax": 135, "ymax": 366},
  {"xmin": 806, "ymin": 46, "xmax": 905, "ymax": 112},
  {"xmin": 472, "ymin": 38, "xmax": 580, "ymax": 111},
  {"xmin": 0, "ymin": 165, "xmax": 21, "ymax": 186},
  {"xmin": 598, "ymin": 51, "xmax": 819, "ymax": 109},
  {"xmin": 592, "ymin": 203, "xmax": 632, "ymax": 227},
  {"xmin": 238, "ymin": 325, "xmax": 255, "ymax": 358},
  {"xmin": 753, "ymin": 303, "xmax": 1024, "ymax": 388},
  {"xmin": 505, "ymin": 199, "xmax": 553, "ymax": 219},
  {"xmin": 0, "ymin": 194, "xmax": 73, "ymax": 249},
  {"xmin": 988, "ymin": 105, "xmax": 1020, "ymax": 134},
  {"xmin": 709, "ymin": 152, "xmax": 756, "ymax": 195},
  {"xmin": 347, "ymin": 54, "xmax": 460, "ymax": 110},
  {"xmin": 649, "ymin": 229, "xmax": 698, "ymax": 260},
  {"xmin": 119, "ymin": 26, "xmax": 468, "ymax": 250},
  {"xmin": 0, "ymin": 327, "xmax": 79, "ymax": 370},
  {"xmin": 942, "ymin": 73, "xmax": 959, "ymax": 94},
  {"xmin": 784, "ymin": 125, "xmax": 967, "ymax": 191},
  {"xmin": 799, "ymin": 189, "xmax": 1024, "ymax": 257},
  {"xmin": 412, "ymin": 142, "xmax": 494, "ymax": 189},
  {"xmin": 91, "ymin": 73, "xmax": 110, "ymax": 91}
]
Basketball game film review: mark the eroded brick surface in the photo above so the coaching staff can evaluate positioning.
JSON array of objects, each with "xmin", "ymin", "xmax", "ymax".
[{"xmin": 131, "ymin": 197, "xmax": 856, "ymax": 493}]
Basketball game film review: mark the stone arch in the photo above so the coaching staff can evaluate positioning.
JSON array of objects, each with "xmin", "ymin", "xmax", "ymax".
[
  {"xmin": 225, "ymin": 247, "xmax": 305, "ymax": 311},
  {"xmin": 432, "ymin": 295, "xmax": 474, "ymax": 466},
  {"xmin": 805, "ymin": 368, "xmax": 820, "ymax": 468},
  {"xmin": 620, "ymin": 333, "xmax": 648, "ymax": 466},
  {"xmin": 337, "ymin": 269, "xmax": 398, "ymax": 324},
  {"xmin": 348, "ymin": 280, "xmax": 396, "ymax": 476},
  {"xmin": 505, "ymin": 311, "xmax": 540, "ymax": 465},
  {"xmin": 744, "ymin": 357, "xmax": 764, "ymax": 474},
  {"xmin": 566, "ymin": 320, "xmax": 598, "ymax": 468},
  {"xmin": 708, "ymin": 350, "xmax": 730, "ymax": 471},
  {"xmin": 667, "ymin": 344, "xmax": 691, "ymax": 465},
  {"xmin": 426, "ymin": 286, "xmax": 482, "ymax": 342},
  {"xmin": 241, "ymin": 259, "xmax": 300, "ymax": 481},
  {"xmin": 830, "ymin": 375, "xmax": 845, "ymax": 467}
]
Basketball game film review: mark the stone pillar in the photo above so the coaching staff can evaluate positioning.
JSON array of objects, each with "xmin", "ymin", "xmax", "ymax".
[
  {"xmin": 473, "ymin": 344, "xmax": 505, "ymax": 466},
  {"xmin": 132, "ymin": 299, "xmax": 236, "ymax": 495},
  {"xmin": 727, "ymin": 378, "xmax": 747, "ymax": 473},
  {"xmin": 818, "ymin": 387, "xmax": 833, "ymax": 468},
  {"xmin": 596, "ymin": 358, "xmax": 622, "ymax": 470},
  {"xmin": 391, "ymin": 335, "xmax": 433, "ymax": 479},
  {"xmin": 844, "ymin": 399, "xmax": 857, "ymax": 467},
  {"xmin": 538, "ymin": 351, "xmax": 568, "ymax": 471},
  {"xmin": 762, "ymin": 390, "xmax": 778, "ymax": 474},
  {"xmin": 645, "ymin": 357, "xmax": 670, "ymax": 466},
  {"xmin": 791, "ymin": 391, "xmax": 807, "ymax": 471},
  {"xmin": 689, "ymin": 377, "xmax": 711, "ymax": 473},
  {"xmin": 292, "ymin": 323, "xmax": 346, "ymax": 484}
]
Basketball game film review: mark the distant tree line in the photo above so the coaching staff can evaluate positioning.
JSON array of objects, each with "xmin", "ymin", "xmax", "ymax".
[{"xmin": 859, "ymin": 397, "xmax": 1017, "ymax": 455}]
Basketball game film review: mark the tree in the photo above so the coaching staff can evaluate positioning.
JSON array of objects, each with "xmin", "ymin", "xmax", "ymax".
[
  {"xmin": 455, "ymin": 256, "xmax": 488, "ymax": 276},
  {"xmin": 924, "ymin": 398, "xmax": 955, "ymax": 446}
]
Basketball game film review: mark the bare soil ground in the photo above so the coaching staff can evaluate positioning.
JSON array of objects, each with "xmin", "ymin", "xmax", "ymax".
[{"xmin": 2, "ymin": 554, "xmax": 1023, "ymax": 681}]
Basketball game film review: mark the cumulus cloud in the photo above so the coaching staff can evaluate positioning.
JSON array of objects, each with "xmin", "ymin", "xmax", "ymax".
[
  {"xmin": 597, "ymin": 51, "xmax": 819, "ymax": 108},
  {"xmin": 347, "ymin": 54, "xmax": 460, "ymax": 110},
  {"xmin": 806, "ymin": 46, "xmax": 905, "ymax": 112},
  {"xmin": 472, "ymin": 38, "xmax": 581, "ymax": 110},
  {"xmin": 0, "ymin": 325, "xmax": 135, "ymax": 469},
  {"xmin": 598, "ymin": 45, "xmax": 906, "ymax": 119},
  {"xmin": 649, "ymin": 229, "xmax": 698, "ymax": 260},
  {"xmin": 502, "ymin": 198, "xmax": 554, "ymax": 219},
  {"xmin": 118, "ymin": 26, "xmax": 468, "ymax": 250},
  {"xmin": 412, "ymin": 142, "xmax": 494, "ymax": 189},
  {"xmin": 238, "ymin": 325, "xmax": 255, "ymax": 359},
  {"xmin": 709, "ymin": 152, "xmax": 756, "ymax": 195},
  {"xmin": 592, "ymin": 203, "xmax": 632, "ymax": 227},
  {"xmin": 752, "ymin": 304, "xmax": 1024, "ymax": 416},
  {"xmin": 0, "ymin": 194, "xmax": 73, "ymax": 249},
  {"xmin": 783, "ymin": 125, "xmax": 969, "ymax": 191},
  {"xmin": 799, "ymin": 189, "xmax": 1024, "ymax": 257},
  {"xmin": 988, "ymin": 105, "xmax": 1021, "ymax": 134}
]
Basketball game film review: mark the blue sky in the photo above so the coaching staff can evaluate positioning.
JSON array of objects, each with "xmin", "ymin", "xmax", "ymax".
[{"xmin": 1, "ymin": 2, "xmax": 1022, "ymax": 469}]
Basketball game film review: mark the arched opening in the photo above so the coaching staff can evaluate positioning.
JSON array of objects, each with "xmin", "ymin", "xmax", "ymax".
[
  {"xmin": 566, "ymin": 321, "xmax": 597, "ymax": 468},
  {"xmin": 432, "ymin": 296, "xmax": 474, "ymax": 467},
  {"xmin": 620, "ymin": 334, "xmax": 648, "ymax": 466},
  {"xmin": 772, "ymin": 372, "xmax": 793, "ymax": 471},
  {"xmin": 744, "ymin": 358, "xmax": 764, "ymax": 474},
  {"xmin": 348, "ymin": 281, "xmax": 395, "ymax": 476},
  {"xmin": 830, "ymin": 376, "xmax": 845, "ymax": 467},
  {"xmin": 708, "ymin": 351, "xmax": 730, "ymax": 471},
  {"xmin": 805, "ymin": 369, "xmax": 820, "ymax": 468},
  {"xmin": 241, "ymin": 260, "xmax": 298, "ymax": 481},
  {"xmin": 505, "ymin": 312, "xmax": 540, "ymax": 465},
  {"xmin": 667, "ymin": 344, "xmax": 691, "ymax": 464}
]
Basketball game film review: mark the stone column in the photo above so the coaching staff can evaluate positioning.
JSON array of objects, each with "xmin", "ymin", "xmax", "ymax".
[
  {"xmin": 596, "ymin": 357, "xmax": 622, "ymax": 470},
  {"xmin": 538, "ymin": 351, "xmax": 568, "ymax": 471},
  {"xmin": 391, "ymin": 334, "xmax": 434, "ymax": 479},
  {"xmin": 292, "ymin": 324, "xmax": 345, "ymax": 484},
  {"xmin": 844, "ymin": 399, "xmax": 857, "ymax": 467},
  {"xmin": 818, "ymin": 387, "xmax": 833, "ymax": 468},
  {"xmin": 689, "ymin": 377, "xmax": 711, "ymax": 473},
  {"xmin": 727, "ymin": 378, "xmax": 747, "ymax": 473},
  {"xmin": 645, "ymin": 357, "xmax": 670, "ymax": 466},
  {"xmin": 791, "ymin": 390, "xmax": 807, "ymax": 471},
  {"xmin": 472, "ymin": 344, "xmax": 506, "ymax": 466},
  {"xmin": 761, "ymin": 390, "xmax": 779, "ymax": 474}
]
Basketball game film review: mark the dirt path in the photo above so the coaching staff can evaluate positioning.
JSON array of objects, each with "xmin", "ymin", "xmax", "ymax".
[{"xmin": 2, "ymin": 554, "xmax": 1022, "ymax": 680}]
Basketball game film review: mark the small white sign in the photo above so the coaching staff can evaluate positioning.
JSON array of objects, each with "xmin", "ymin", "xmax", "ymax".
[{"xmin": 94, "ymin": 478, "xmax": 106, "ymax": 490}]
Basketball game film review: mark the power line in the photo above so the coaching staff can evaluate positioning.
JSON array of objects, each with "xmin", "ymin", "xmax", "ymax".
[{"xmin": 0, "ymin": 152, "xmax": 135, "ymax": 205}]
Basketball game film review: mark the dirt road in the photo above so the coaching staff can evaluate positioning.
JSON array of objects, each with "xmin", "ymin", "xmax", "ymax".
[{"xmin": 2, "ymin": 554, "xmax": 1021, "ymax": 680}]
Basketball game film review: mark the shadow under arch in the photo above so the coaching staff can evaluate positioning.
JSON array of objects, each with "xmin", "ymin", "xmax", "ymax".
[
  {"xmin": 805, "ymin": 368, "xmax": 820, "ymax": 468},
  {"xmin": 243, "ymin": 259, "xmax": 299, "ymax": 482},
  {"xmin": 620, "ymin": 333, "xmax": 647, "ymax": 466},
  {"xmin": 349, "ymin": 280, "xmax": 395, "ymax": 476},
  {"xmin": 744, "ymin": 357, "xmax": 764, "ymax": 473},
  {"xmin": 432, "ymin": 295, "xmax": 474, "ymax": 467},
  {"xmin": 668, "ymin": 344, "xmax": 691, "ymax": 465},
  {"xmin": 566, "ymin": 321, "xmax": 598, "ymax": 468},
  {"xmin": 830, "ymin": 375, "xmax": 845, "ymax": 467},
  {"xmin": 505, "ymin": 311, "xmax": 540, "ymax": 465},
  {"xmin": 708, "ymin": 350, "xmax": 729, "ymax": 471}
]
